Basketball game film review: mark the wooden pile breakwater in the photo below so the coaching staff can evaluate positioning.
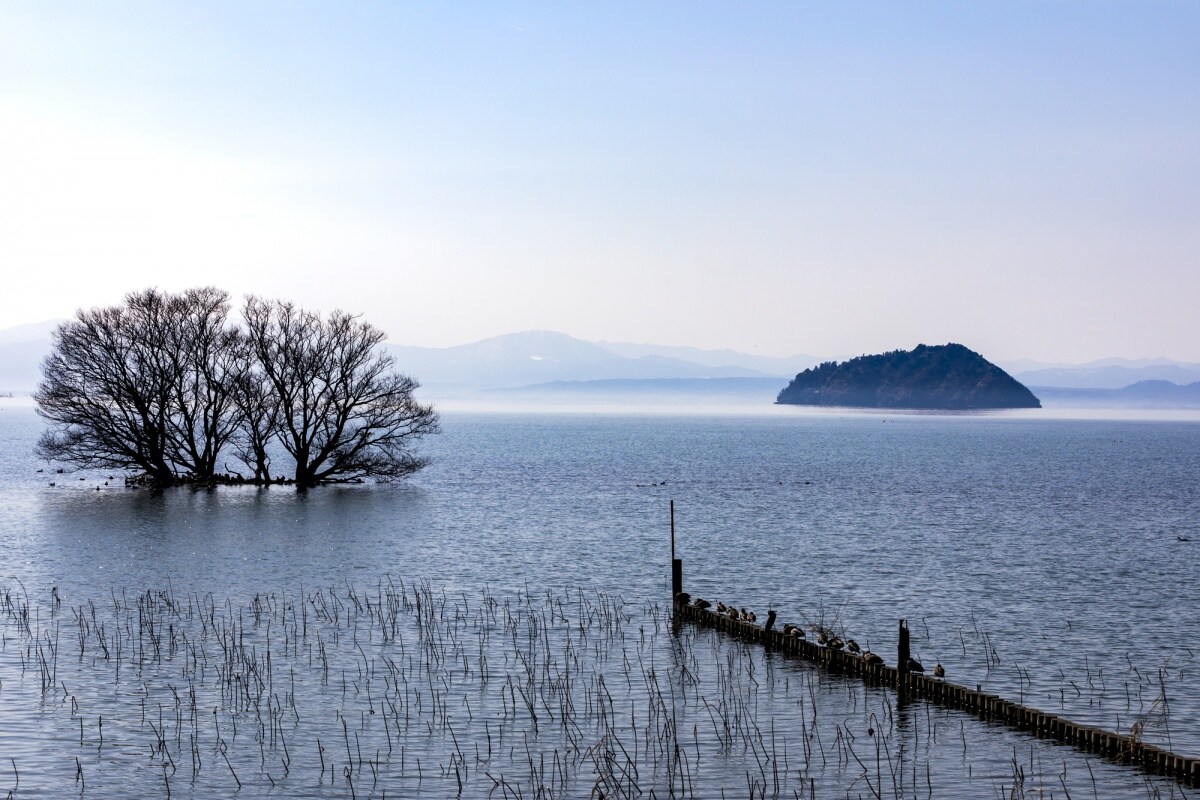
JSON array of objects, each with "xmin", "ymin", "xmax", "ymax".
[{"xmin": 673, "ymin": 597, "xmax": 1200, "ymax": 786}]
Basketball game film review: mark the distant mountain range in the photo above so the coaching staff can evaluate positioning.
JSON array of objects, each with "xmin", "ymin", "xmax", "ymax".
[
  {"xmin": 385, "ymin": 330, "xmax": 802, "ymax": 391},
  {"xmin": 1031, "ymin": 381, "xmax": 1200, "ymax": 408},
  {"xmin": 1012, "ymin": 362, "xmax": 1200, "ymax": 390},
  {"xmin": 594, "ymin": 340, "xmax": 818, "ymax": 379},
  {"xmin": 2, "ymin": 321, "xmax": 1199, "ymax": 408},
  {"xmin": 0, "ymin": 320, "xmax": 60, "ymax": 395},
  {"xmin": 0, "ymin": 324, "xmax": 810, "ymax": 396}
]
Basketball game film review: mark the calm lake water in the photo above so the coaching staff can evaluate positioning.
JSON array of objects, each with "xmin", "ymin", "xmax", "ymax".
[{"xmin": 1, "ymin": 397, "xmax": 1198, "ymax": 798}]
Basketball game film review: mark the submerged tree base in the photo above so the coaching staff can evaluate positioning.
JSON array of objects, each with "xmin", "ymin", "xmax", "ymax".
[{"xmin": 123, "ymin": 472, "xmax": 367, "ymax": 489}]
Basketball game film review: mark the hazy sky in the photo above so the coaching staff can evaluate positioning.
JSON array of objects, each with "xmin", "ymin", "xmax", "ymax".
[{"xmin": 1, "ymin": 3, "xmax": 1197, "ymax": 362}]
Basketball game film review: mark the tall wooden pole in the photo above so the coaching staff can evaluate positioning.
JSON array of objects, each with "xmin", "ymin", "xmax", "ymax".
[{"xmin": 670, "ymin": 500, "xmax": 682, "ymax": 598}]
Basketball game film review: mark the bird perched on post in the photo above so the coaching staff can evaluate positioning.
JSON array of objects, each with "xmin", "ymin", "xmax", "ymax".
[
  {"xmin": 933, "ymin": 662, "xmax": 945, "ymax": 679},
  {"xmin": 846, "ymin": 639, "xmax": 861, "ymax": 654},
  {"xmin": 863, "ymin": 651, "xmax": 884, "ymax": 666},
  {"xmin": 693, "ymin": 598, "xmax": 711, "ymax": 610},
  {"xmin": 906, "ymin": 657, "xmax": 925, "ymax": 673},
  {"xmin": 764, "ymin": 610, "xmax": 777, "ymax": 631},
  {"xmin": 675, "ymin": 592, "xmax": 690, "ymax": 605}
]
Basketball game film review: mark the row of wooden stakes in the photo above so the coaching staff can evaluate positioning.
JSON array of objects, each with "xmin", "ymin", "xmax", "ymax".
[{"xmin": 673, "ymin": 596, "xmax": 1200, "ymax": 785}]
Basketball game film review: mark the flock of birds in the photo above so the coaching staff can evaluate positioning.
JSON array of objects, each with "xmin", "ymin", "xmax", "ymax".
[
  {"xmin": 38, "ymin": 467, "xmax": 115, "ymax": 489},
  {"xmin": 677, "ymin": 592, "xmax": 945, "ymax": 679}
]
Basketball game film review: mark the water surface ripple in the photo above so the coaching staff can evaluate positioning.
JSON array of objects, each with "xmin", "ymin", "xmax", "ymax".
[{"xmin": 0, "ymin": 402, "xmax": 1197, "ymax": 798}]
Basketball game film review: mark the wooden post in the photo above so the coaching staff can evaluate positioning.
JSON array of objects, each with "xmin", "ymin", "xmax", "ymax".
[
  {"xmin": 898, "ymin": 619, "xmax": 910, "ymax": 702},
  {"xmin": 670, "ymin": 501, "xmax": 682, "ymax": 598}
]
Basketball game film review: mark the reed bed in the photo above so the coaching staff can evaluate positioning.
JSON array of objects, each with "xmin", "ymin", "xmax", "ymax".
[{"xmin": 0, "ymin": 579, "xmax": 1191, "ymax": 799}]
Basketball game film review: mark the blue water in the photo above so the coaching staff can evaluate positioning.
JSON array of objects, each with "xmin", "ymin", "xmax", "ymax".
[{"xmin": 1, "ymin": 398, "xmax": 1197, "ymax": 798}]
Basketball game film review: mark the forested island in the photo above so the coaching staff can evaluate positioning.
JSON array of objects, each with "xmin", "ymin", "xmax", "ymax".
[{"xmin": 776, "ymin": 343, "xmax": 1041, "ymax": 410}]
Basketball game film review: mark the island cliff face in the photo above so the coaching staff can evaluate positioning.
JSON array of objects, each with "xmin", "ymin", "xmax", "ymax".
[{"xmin": 776, "ymin": 343, "xmax": 1041, "ymax": 410}]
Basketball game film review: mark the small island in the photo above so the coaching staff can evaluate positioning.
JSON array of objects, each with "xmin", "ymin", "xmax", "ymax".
[{"xmin": 776, "ymin": 343, "xmax": 1041, "ymax": 410}]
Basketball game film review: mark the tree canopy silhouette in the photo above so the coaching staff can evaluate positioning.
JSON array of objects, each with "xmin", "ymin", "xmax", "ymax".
[
  {"xmin": 243, "ymin": 297, "xmax": 439, "ymax": 487},
  {"xmin": 36, "ymin": 288, "xmax": 438, "ymax": 488}
]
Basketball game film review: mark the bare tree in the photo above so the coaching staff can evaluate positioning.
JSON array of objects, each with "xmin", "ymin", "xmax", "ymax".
[
  {"xmin": 243, "ymin": 297, "xmax": 439, "ymax": 487},
  {"xmin": 37, "ymin": 290, "xmax": 182, "ymax": 484},
  {"xmin": 228, "ymin": 354, "xmax": 280, "ymax": 483},
  {"xmin": 160, "ymin": 288, "xmax": 245, "ymax": 479},
  {"xmin": 36, "ymin": 288, "xmax": 436, "ymax": 488},
  {"xmin": 36, "ymin": 288, "xmax": 246, "ymax": 485}
]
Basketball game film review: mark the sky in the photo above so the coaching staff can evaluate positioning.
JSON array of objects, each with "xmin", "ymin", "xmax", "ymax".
[{"xmin": 1, "ymin": 2, "xmax": 1197, "ymax": 363}]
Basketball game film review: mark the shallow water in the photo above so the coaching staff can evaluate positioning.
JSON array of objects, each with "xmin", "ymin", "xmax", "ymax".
[{"xmin": 1, "ymin": 399, "xmax": 1198, "ymax": 797}]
